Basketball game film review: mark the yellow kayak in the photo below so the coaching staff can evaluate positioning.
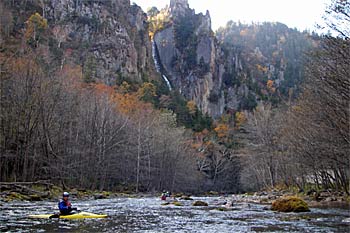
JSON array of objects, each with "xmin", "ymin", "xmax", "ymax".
[{"xmin": 28, "ymin": 211, "xmax": 108, "ymax": 219}]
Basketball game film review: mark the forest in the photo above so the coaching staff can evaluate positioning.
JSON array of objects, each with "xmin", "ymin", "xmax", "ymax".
[{"xmin": 0, "ymin": 0, "xmax": 349, "ymax": 196}]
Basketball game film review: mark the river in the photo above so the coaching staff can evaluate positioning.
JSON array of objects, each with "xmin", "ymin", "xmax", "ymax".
[{"xmin": 1, "ymin": 196, "xmax": 349, "ymax": 232}]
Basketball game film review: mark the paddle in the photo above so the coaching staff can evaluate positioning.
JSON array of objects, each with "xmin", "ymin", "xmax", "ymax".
[{"xmin": 49, "ymin": 213, "xmax": 60, "ymax": 219}]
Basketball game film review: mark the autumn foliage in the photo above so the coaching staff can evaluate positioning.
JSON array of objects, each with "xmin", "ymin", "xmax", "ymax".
[
  {"xmin": 214, "ymin": 123, "xmax": 229, "ymax": 138},
  {"xmin": 25, "ymin": 13, "xmax": 47, "ymax": 46}
]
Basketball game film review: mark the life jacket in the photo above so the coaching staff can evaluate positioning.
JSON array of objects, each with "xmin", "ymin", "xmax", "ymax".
[{"xmin": 59, "ymin": 200, "xmax": 71, "ymax": 211}]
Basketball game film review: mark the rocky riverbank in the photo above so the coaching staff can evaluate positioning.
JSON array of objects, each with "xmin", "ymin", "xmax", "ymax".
[
  {"xmin": 224, "ymin": 190, "xmax": 350, "ymax": 210},
  {"xmin": 1, "ymin": 182, "xmax": 349, "ymax": 211},
  {"xmin": 0, "ymin": 181, "xmax": 154, "ymax": 202}
]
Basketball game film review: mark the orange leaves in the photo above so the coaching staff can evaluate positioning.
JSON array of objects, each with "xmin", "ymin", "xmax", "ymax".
[
  {"xmin": 186, "ymin": 101, "xmax": 197, "ymax": 115},
  {"xmin": 214, "ymin": 123, "xmax": 229, "ymax": 138},
  {"xmin": 71, "ymin": 81, "xmax": 157, "ymax": 121},
  {"xmin": 114, "ymin": 92, "xmax": 137, "ymax": 115},
  {"xmin": 53, "ymin": 73, "xmax": 157, "ymax": 122},
  {"xmin": 93, "ymin": 83, "xmax": 115, "ymax": 96},
  {"xmin": 267, "ymin": 80, "xmax": 276, "ymax": 93},
  {"xmin": 267, "ymin": 80, "xmax": 274, "ymax": 89},
  {"xmin": 114, "ymin": 91, "xmax": 154, "ymax": 119}
]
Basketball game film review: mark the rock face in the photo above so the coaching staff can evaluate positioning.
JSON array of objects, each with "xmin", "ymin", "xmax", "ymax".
[
  {"xmin": 153, "ymin": 0, "xmax": 224, "ymax": 118},
  {"xmin": 153, "ymin": 1, "xmax": 313, "ymax": 118},
  {"xmin": 3, "ymin": 0, "xmax": 311, "ymax": 119},
  {"xmin": 42, "ymin": 0, "xmax": 155, "ymax": 84},
  {"xmin": 169, "ymin": 0, "xmax": 190, "ymax": 17}
]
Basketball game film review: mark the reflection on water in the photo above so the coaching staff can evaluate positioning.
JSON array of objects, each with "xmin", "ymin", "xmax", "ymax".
[{"xmin": 1, "ymin": 196, "xmax": 349, "ymax": 232}]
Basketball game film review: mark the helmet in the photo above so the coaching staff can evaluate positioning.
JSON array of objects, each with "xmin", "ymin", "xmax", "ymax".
[{"xmin": 63, "ymin": 192, "xmax": 69, "ymax": 197}]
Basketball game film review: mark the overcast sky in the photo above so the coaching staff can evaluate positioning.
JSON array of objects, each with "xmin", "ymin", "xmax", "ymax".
[{"xmin": 131, "ymin": 0, "xmax": 330, "ymax": 32}]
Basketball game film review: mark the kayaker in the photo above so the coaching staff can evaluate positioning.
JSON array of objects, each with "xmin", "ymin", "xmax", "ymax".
[
  {"xmin": 58, "ymin": 192, "xmax": 76, "ymax": 215},
  {"xmin": 161, "ymin": 191, "xmax": 167, "ymax": 200}
]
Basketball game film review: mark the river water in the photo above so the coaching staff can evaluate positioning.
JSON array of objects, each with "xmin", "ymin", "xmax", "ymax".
[{"xmin": 1, "ymin": 196, "xmax": 349, "ymax": 232}]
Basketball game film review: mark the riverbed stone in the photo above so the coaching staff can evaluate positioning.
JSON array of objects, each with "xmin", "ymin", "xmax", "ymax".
[
  {"xmin": 216, "ymin": 207, "xmax": 229, "ymax": 211},
  {"xmin": 192, "ymin": 200, "xmax": 208, "ymax": 206},
  {"xmin": 172, "ymin": 201, "xmax": 183, "ymax": 206},
  {"xmin": 180, "ymin": 195, "xmax": 193, "ymax": 200},
  {"xmin": 29, "ymin": 194, "xmax": 42, "ymax": 201},
  {"xmin": 94, "ymin": 193, "xmax": 107, "ymax": 199},
  {"xmin": 271, "ymin": 196, "xmax": 310, "ymax": 212}
]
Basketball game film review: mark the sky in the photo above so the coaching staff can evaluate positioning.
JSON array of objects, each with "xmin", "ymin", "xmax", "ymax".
[{"xmin": 131, "ymin": 0, "xmax": 331, "ymax": 32}]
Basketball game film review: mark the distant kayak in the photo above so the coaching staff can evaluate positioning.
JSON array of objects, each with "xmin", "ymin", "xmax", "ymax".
[{"xmin": 28, "ymin": 211, "xmax": 108, "ymax": 219}]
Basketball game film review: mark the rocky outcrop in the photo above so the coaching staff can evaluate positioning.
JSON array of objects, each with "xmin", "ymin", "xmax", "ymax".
[
  {"xmin": 153, "ymin": 27, "xmax": 176, "ymax": 78},
  {"xmin": 152, "ymin": 2, "xmax": 313, "ymax": 118},
  {"xmin": 151, "ymin": 0, "xmax": 261, "ymax": 118},
  {"xmin": 153, "ymin": 0, "xmax": 224, "ymax": 117},
  {"xmin": 169, "ymin": 0, "xmax": 191, "ymax": 18},
  {"xmin": 41, "ymin": 0, "xmax": 155, "ymax": 84}
]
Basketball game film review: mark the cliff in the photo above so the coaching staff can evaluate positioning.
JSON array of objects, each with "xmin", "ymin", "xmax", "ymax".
[
  {"xmin": 152, "ymin": 1, "xmax": 314, "ymax": 118},
  {"xmin": 1, "ymin": 0, "xmax": 156, "ymax": 84},
  {"xmin": 152, "ymin": 0, "xmax": 224, "ymax": 118},
  {"xmin": 1, "ymin": 0, "xmax": 314, "ymax": 120}
]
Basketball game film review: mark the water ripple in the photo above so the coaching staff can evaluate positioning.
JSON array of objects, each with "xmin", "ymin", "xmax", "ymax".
[{"xmin": 0, "ymin": 196, "xmax": 349, "ymax": 232}]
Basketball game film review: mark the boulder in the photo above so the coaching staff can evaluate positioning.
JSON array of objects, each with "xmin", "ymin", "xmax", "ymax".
[
  {"xmin": 324, "ymin": 197, "xmax": 336, "ymax": 202},
  {"xmin": 94, "ymin": 193, "xmax": 107, "ymax": 199},
  {"xmin": 271, "ymin": 196, "xmax": 310, "ymax": 212},
  {"xmin": 192, "ymin": 200, "xmax": 208, "ymax": 206},
  {"xmin": 172, "ymin": 201, "xmax": 183, "ymax": 206},
  {"xmin": 180, "ymin": 195, "xmax": 193, "ymax": 200},
  {"xmin": 29, "ymin": 194, "xmax": 42, "ymax": 201},
  {"xmin": 216, "ymin": 207, "xmax": 229, "ymax": 211}
]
